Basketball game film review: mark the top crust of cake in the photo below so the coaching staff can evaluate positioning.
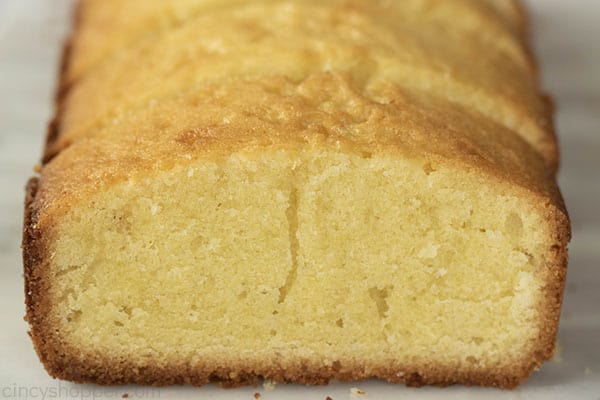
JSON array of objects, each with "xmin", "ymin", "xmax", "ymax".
[{"xmin": 49, "ymin": 0, "xmax": 557, "ymax": 167}]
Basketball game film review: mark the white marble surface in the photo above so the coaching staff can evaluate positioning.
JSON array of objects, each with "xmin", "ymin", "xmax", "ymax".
[{"xmin": 0, "ymin": 0, "xmax": 598, "ymax": 398}]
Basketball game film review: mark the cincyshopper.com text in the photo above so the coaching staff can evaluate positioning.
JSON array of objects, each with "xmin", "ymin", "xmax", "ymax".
[{"xmin": 1, "ymin": 382, "xmax": 160, "ymax": 399}]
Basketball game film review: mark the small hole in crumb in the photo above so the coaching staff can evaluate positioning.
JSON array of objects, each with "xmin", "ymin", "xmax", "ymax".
[
  {"xmin": 336, "ymin": 318, "xmax": 344, "ymax": 328},
  {"xmin": 238, "ymin": 291, "xmax": 247, "ymax": 299},
  {"xmin": 332, "ymin": 360, "xmax": 342, "ymax": 372},
  {"xmin": 270, "ymin": 330, "xmax": 277, "ymax": 336},
  {"xmin": 505, "ymin": 212, "xmax": 523, "ymax": 235},
  {"xmin": 119, "ymin": 305, "xmax": 132, "ymax": 317},
  {"xmin": 466, "ymin": 356, "xmax": 478, "ymax": 364},
  {"xmin": 472, "ymin": 336, "xmax": 484, "ymax": 345},
  {"xmin": 66, "ymin": 310, "xmax": 82, "ymax": 323},
  {"xmin": 422, "ymin": 163, "xmax": 436, "ymax": 175}
]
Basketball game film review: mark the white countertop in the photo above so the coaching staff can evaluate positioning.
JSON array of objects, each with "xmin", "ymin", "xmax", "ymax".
[{"xmin": 1, "ymin": 0, "xmax": 598, "ymax": 399}]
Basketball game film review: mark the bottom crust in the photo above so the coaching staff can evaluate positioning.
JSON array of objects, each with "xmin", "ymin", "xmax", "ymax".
[{"xmin": 33, "ymin": 348, "xmax": 537, "ymax": 389}]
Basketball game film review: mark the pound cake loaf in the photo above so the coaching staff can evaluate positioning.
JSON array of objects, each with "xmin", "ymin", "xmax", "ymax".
[{"xmin": 24, "ymin": 0, "xmax": 569, "ymax": 389}]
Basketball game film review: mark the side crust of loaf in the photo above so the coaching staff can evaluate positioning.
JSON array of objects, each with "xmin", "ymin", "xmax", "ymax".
[{"xmin": 24, "ymin": 0, "xmax": 570, "ymax": 390}]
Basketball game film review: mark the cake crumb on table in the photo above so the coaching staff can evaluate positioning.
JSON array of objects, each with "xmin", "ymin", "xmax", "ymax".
[
  {"xmin": 121, "ymin": 394, "xmax": 128, "ymax": 399},
  {"xmin": 254, "ymin": 392, "xmax": 261, "ymax": 399},
  {"xmin": 350, "ymin": 387, "xmax": 367, "ymax": 397}
]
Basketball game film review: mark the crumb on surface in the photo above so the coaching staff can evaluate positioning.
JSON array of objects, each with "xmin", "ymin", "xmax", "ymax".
[
  {"xmin": 326, "ymin": 396, "xmax": 334, "ymax": 400},
  {"xmin": 121, "ymin": 394, "xmax": 128, "ymax": 399},
  {"xmin": 254, "ymin": 392, "xmax": 261, "ymax": 399},
  {"xmin": 350, "ymin": 387, "xmax": 367, "ymax": 397}
]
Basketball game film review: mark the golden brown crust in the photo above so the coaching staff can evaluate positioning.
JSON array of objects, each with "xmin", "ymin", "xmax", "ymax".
[
  {"xmin": 535, "ymin": 204, "xmax": 571, "ymax": 365},
  {"xmin": 43, "ymin": 0, "xmax": 82, "ymax": 164},
  {"xmin": 28, "ymin": 349, "xmax": 538, "ymax": 389},
  {"xmin": 23, "ymin": 178, "xmax": 55, "ymax": 376},
  {"xmin": 24, "ymin": 0, "xmax": 570, "ymax": 390},
  {"xmin": 64, "ymin": 0, "xmax": 536, "ymax": 83}
]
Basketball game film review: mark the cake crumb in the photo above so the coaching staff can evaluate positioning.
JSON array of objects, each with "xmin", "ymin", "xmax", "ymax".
[
  {"xmin": 417, "ymin": 243, "xmax": 439, "ymax": 259},
  {"xmin": 326, "ymin": 396, "xmax": 334, "ymax": 400},
  {"xmin": 350, "ymin": 387, "xmax": 367, "ymax": 397},
  {"xmin": 262, "ymin": 379, "xmax": 276, "ymax": 391},
  {"xmin": 33, "ymin": 163, "xmax": 42, "ymax": 173},
  {"xmin": 254, "ymin": 392, "xmax": 261, "ymax": 399},
  {"xmin": 121, "ymin": 394, "xmax": 129, "ymax": 399}
]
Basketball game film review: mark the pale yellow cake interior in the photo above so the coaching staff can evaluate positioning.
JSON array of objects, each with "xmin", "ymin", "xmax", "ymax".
[{"xmin": 47, "ymin": 149, "xmax": 550, "ymax": 373}]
